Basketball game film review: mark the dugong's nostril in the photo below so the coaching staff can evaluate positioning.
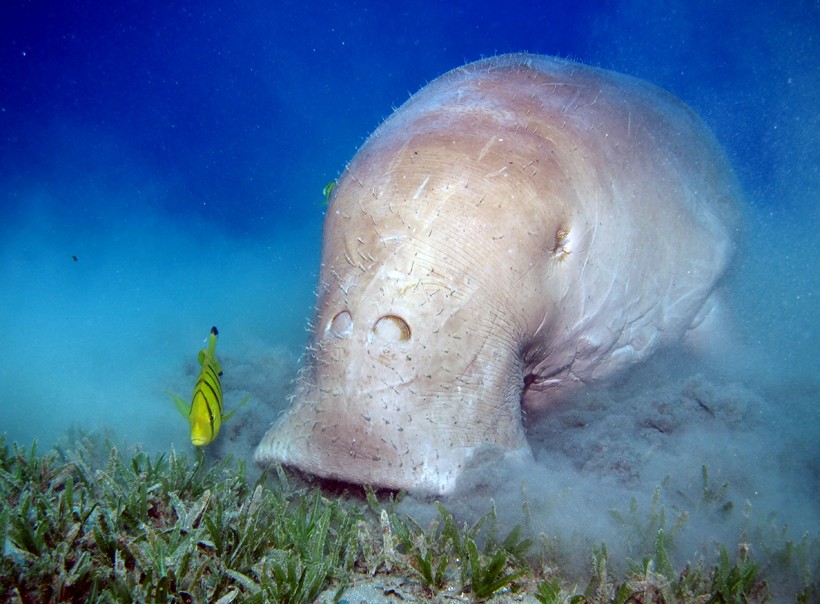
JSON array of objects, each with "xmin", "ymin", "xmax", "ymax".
[
  {"xmin": 373, "ymin": 314, "xmax": 412, "ymax": 342},
  {"xmin": 328, "ymin": 309, "xmax": 353, "ymax": 338}
]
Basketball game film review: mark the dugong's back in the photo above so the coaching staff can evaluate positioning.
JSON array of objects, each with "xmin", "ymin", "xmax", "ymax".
[{"xmin": 256, "ymin": 54, "xmax": 741, "ymax": 495}]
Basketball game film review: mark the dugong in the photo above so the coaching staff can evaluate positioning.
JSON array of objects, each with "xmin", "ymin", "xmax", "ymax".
[{"xmin": 255, "ymin": 53, "xmax": 740, "ymax": 495}]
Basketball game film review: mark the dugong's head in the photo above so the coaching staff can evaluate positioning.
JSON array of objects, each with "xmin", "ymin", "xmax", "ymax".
[
  {"xmin": 255, "ymin": 54, "xmax": 739, "ymax": 495},
  {"xmin": 255, "ymin": 64, "xmax": 584, "ymax": 495}
]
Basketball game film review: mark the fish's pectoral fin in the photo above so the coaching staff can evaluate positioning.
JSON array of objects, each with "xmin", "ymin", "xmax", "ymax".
[
  {"xmin": 222, "ymin": 394, "xmax": 251, "ymax": 422},
  {"xmin": 197, "ymin": 348, "xmax": 207, "ymax": 366},
  {"xmin": 168, "ymin": 391, "xmax": 192, "ymax": 420}
]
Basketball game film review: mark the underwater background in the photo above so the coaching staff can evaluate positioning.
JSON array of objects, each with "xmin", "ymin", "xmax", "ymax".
[{"xmin": 1, "ymin": 0, "xmax": 818, "ymax": 597}]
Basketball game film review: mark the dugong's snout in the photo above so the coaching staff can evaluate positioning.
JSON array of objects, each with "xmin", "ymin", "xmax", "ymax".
[{"xmin": 255, "ymin": 298, "xmax": 534, "ymax": 495}]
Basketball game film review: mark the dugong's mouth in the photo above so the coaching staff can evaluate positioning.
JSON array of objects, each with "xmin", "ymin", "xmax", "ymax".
[
  {"xmin": 254, "ymin": 394, "xmax": 533, "ymax": 496},
  {"xmin": 254, "ymin": 337, "xmax": 535, "ymax": 496}
]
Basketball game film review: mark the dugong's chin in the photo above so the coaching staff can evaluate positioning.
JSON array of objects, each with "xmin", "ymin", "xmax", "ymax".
[{"xmin": 254, "ymin": 408, "xmax": 533, "ymax": 496}]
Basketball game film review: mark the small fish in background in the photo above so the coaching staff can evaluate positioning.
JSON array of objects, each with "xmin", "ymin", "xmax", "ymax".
[
  {"xmin": 71, "ymin": 255, "xmax": 78, "ymax": 262},
  {"xmin": 169, "ymin": 326, "xmax": 249, "ymax": 446},
  {"xmin": 322, "ymin": 180, "xmax": 335, "ymax": 206}
]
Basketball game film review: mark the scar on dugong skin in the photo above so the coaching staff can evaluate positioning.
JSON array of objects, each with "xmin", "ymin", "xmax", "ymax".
[{"xmin": 255, "ymin": 53, "xmax": 741, "ymax": 496}]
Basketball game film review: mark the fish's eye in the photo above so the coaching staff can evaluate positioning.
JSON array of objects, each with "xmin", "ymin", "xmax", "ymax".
[
  {"xmin": 373, "ymin": 314, "xmax": 411, "ymax": 342},
  {"xmin": 327, "ymin": 309, "xmax": 353, "ymax": 338}
]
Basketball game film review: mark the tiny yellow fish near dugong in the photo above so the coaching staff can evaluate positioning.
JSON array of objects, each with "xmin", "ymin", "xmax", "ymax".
[{"xmin": 170, "ymin": 326, "xmax": 248, "ymax": 446}]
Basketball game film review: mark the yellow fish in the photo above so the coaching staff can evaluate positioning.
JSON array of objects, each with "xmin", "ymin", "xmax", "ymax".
[{"xmin": 170, "ymin": 326, "xmax": 248, "ymax": 446}]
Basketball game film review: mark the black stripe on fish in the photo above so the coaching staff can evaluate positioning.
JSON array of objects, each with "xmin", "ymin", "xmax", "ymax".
[
  {"xmin": 200, "ymin": 366, "xmax": 223, "ymax": 413},
  {"xmin": 206, "ymin": 395, "xmax": 215, "ymax": 439}
]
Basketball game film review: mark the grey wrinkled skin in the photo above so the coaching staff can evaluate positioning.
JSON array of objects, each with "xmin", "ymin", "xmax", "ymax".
[{"xmin": 255, "ymin": 53, "xmax": 741, "ymax": 495}]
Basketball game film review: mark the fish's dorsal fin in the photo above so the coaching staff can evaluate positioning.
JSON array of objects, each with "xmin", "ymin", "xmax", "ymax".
[
  {"xmin": 198, "ymin": 326, "xmax": 220, "ymax": 365},
  {"xmin": 208, "ymin": 326, "xmax": 219, "ymax": 354}
]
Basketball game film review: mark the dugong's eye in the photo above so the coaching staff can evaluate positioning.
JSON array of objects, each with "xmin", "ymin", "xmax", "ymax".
[
  {"xmin": 328, "ymin": 310, "xmax": 353, "ymax": 338},
  {"xmin": 373, "ymin": 314, "xmax": 412, "ymax": 342}
]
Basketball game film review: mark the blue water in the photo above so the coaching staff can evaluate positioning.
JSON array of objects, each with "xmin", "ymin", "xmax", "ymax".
[{"xmin": 1, "ymin": 0, "xmax": 818, "ymax": 595}]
